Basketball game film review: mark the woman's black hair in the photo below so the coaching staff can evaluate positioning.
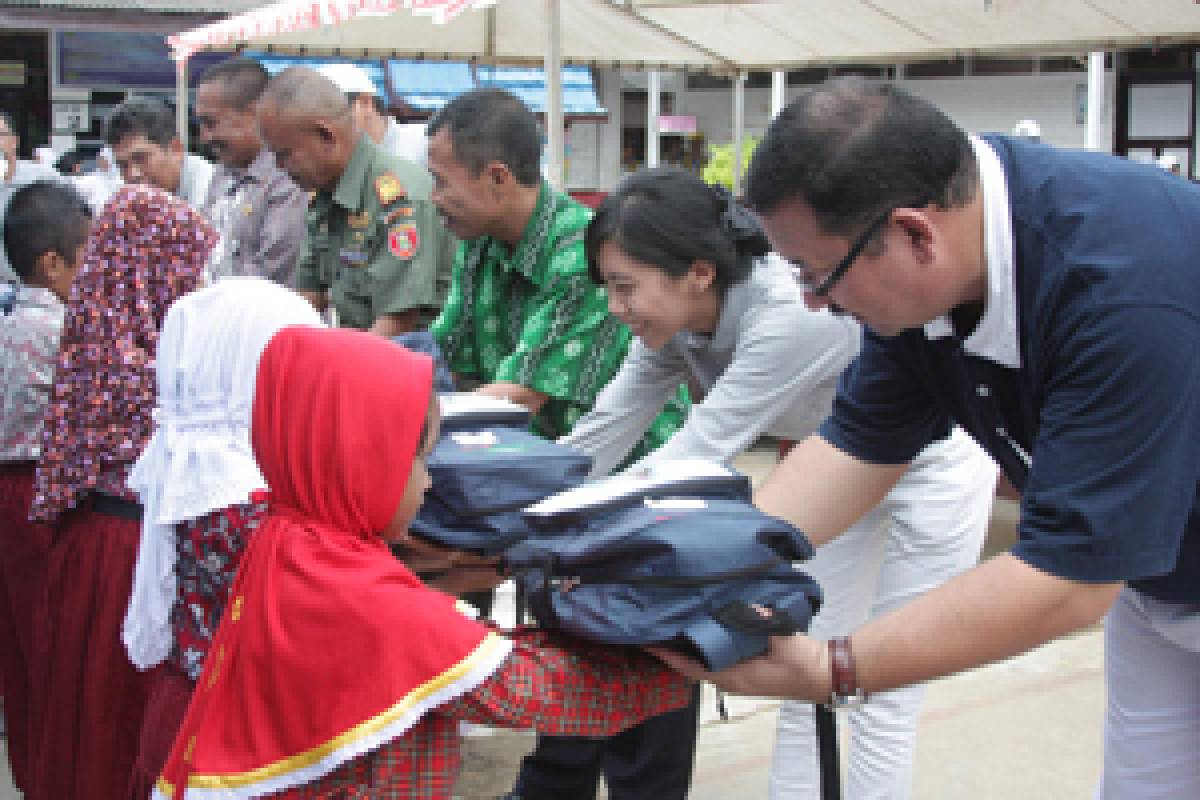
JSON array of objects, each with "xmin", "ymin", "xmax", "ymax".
[{"xmin": 585, "ymin": 166, "xmax": 770, "ymax": 292}]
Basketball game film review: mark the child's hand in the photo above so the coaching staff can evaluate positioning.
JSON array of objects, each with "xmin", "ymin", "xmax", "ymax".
[
  {"xmin": 391, "ymin": 537, "xmax": 461, "ymax": 572},
  {"xmin": 392, "ymin": 538, "xmax": 503, "ymax": 585},
  {"xmin": 426, "ymin": 558, "xmax": 505, "ymax": 595}
]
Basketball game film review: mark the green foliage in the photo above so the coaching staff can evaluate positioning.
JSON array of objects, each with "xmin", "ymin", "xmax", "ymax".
[{"xmin": 701, "ymin": 136, "xmax": 759, "ymax": 192}]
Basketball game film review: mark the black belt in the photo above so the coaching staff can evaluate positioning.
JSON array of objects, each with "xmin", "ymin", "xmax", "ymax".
[{"xmin": 91, "ymin": 492, "xmax": 143, "ymax": 522}]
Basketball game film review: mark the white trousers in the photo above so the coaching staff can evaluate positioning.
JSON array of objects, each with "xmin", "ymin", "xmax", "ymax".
[
  {"xmin": 1095, "ymin": 587, "xmax": 1200, "ymax": 799},
  {"xmin": 769, "ymin": 428, "xmax": 998, "ymax": 800}
]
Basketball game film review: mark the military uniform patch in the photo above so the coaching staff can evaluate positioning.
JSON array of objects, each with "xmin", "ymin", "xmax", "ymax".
[
  {"xmin": 383, "ymin": 205, "xmax": 416, "ymax": 225},
  {"xmin": 339, "ymin": 247, "xmax": 368, "ymax": 266},
  {"xmin": 347, "ymin": 211, "xmax": 371, "ymax": 229},
  {"xmin": 374, "ymin": 173, "xmax": 406, "ymax": 206},
  {"xmin": 388, "ymin": 222, "xmax": 419, "ymax": 259}
]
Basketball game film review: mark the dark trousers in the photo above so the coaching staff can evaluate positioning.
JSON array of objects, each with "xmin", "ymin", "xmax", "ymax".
[{"xmin": 514, "ymin": 685, "xmax": 701, "ymax": 800}]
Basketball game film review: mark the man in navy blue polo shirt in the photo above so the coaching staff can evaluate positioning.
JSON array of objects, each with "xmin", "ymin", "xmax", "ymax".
[{"xmin": 655, "ymin": 78, "xmax": 1200, "ymax": 797}]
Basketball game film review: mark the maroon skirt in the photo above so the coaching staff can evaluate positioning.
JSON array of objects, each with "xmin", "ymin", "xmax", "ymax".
[
  {"xmin": 127, "ymin": 664, "xmax": 193, "ymax": 800},
  {"xmin": 28, "ymin": 496, "xmax": 161, "ymax": 800},
  {"xmin": 0, "ymin": 461, "xmax": 53, "ymax": 793}
]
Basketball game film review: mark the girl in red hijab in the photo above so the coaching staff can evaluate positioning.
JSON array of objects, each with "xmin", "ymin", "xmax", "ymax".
[
  {"xmin": 155, "ymin": 326, "xmax": 690, "ymax": 799},
  {"xmin": 28, "ymin": 185, "xmax": 214, "ymax": 800}
]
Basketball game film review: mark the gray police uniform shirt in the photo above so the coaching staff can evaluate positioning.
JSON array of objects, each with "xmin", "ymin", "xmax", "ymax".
[
  {"xmin": 201, "ymin": 149, "xmax": 308, "ymax": 285},
  {"xmin": 1, "ymin": 159, "xmax": 62, "ymax": 283},
  {"xmin": 561, "ymin": 255, "xmax": 862, "ymax": 477}
]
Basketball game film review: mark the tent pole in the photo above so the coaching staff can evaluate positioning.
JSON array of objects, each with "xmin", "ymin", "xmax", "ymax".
[
  {"xmin": 732, "ymin": 70, "xmax": 745, "ymax": 196},
  {"xmin": 771, "ymin": 69, "xmax": 786, "ymax": 119},
  {"xmin": 1085, "ymin": 51, "xmax": 1105, "ymax": 151},
  {"xmin": 647, "ymin": 70, "xmax": 661, "ymax": 168},
  {"xmin": 544, "ymin": 0, "xmax": 565, "ymax": 191},
  {"xmin": 176, "ymin": 57, "xmax": 189, "ymax": 152}
]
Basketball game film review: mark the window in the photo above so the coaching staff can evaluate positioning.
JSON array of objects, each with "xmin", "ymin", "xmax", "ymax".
[
  {"xmin": 904, "ymin": 58, "xmax": 967, "ymax": 78},
  {"xmin": 970, "ymin": 57, "xmax": 1036, "ymax": 76}
]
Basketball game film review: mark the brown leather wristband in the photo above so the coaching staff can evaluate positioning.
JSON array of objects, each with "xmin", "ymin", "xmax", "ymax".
[{"xmin": 828, "ymin": 636, "xmax": 866, "ymax": 707}]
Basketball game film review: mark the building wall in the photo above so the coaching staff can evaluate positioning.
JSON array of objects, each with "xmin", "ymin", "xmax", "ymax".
[
  {"xmin": 565, "ymin": 67, "xmax": 623, "ymax": 191},
  {"xmin": 901, "ymin": 73, "xmax": 1115, "ymax": 150},
  {"xmin": 593, "ymin": 68, "xmax": 624, "ymax": 191},
  {"xmin": 580, "ymin": 70, "xmax": 1126, "ymax": 191},
  {"xmin": 674, "ymin": 72, "xmax": 1117, "ymax": 152}
]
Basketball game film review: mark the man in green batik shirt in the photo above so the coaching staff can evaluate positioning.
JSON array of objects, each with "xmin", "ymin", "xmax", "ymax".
[{"xmin": 427, "ymin": 88, "xmax": 686, "ymax": 452}]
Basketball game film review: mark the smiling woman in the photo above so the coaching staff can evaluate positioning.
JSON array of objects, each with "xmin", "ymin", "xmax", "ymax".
[
  {"xmin": 567, "ymin": 165, "xmax": 855, "ymax": 476},
  {"xmin": 584, "ymin": 169, "xmax": 767, "ymax": 351},
  {"xmin": 556, "ymin": 165, "xmax": 997, "ymax": 800}
]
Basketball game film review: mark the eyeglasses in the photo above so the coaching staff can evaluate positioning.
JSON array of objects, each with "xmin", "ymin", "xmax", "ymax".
[
  {"xmin": 790, "ymin": 207, "xmax": 894, "ymax": 297},
  {"xmin": 791, "ymin": 198, "xmax": 929, "ymax": 297}
]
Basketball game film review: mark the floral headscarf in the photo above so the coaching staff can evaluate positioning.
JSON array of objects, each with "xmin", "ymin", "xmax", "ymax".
[{"xmin": 30, "ymin": 185, "xmax": 215, "ymax": 522}]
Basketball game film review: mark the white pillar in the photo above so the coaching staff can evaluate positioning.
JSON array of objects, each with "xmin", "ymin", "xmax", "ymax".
[
  {"xmin": 1085, "ymin": 51, "xmax": 1105, "ymax": 151},
  {"xmin": 646, "ymin": 70, "xmax": 661, "ymax": 168},
  {"xmin": 544, "ymin": 0, "xmax": 565, "ymax": 190},
  {"xmin": 596, "ymin": 68, "xmax": 623, "ymax": 190},
  {"xmin": 770, "ymin": 69, "xmax": 786, "ymax": 119},
  {"xmin": 175, "ymin": 58, "xmax": 189, "ymax": 151},
  {"xmin": 732, "ymin": 71, "xmax": 746, "ymax": 196}
]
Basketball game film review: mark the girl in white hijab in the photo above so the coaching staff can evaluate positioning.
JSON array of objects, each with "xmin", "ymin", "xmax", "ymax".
[{"xmin": 122, "ymin": 277, "xmax": 323, "ymax": 797}]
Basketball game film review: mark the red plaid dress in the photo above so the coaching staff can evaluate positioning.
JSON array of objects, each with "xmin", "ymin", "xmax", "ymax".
[
  {"xmin": 170, "ymin": 494, "xmax": 269, "ymax": 681},
  {"xmin": 286, "ymin": 629, "xmax": 692, "ymax": 799},
  {"xmin": 128, "ymin": 497, "xmax": 274, "ymax": 799}
]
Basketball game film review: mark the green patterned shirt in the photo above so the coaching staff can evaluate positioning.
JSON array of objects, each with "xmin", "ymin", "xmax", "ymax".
[{"xmin": 431, "ymin": 182, "xmax": 686, "ymax": 455}]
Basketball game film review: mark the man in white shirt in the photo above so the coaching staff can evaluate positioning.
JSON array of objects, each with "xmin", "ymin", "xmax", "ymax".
[
  {"xmin": 317, "ymin": 62, "xmax": 428, "ymax": 167},
  {"xmin": 0, "ymin": 111, "xmax": 60, "ymax": 282},
  {"xmin": 105, "ymin": 96, "xmax": 213, "ymax": 210}
]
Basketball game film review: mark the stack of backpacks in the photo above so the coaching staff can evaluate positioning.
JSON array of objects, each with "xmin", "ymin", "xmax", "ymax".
[
  {"xmin": 507, "ymin": 460, "xmax": 822, "ymax": 670},
  {"xmin": 413, "ymin": 394, "xmax": 822, "ymax": 670},
  {"xmin": 410, "ymin": 393, "xmax": 592, "ymax": 555}
]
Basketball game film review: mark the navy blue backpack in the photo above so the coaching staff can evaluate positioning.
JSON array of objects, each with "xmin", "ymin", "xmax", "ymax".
[
  {"xmin": 435, "ymin": 392, "xmax": 533, "ymax": 433},
  {"xmin": 504, "ymin": 462, "xmax": 823, "ymax": 671},
  {"xmin": 409, "ymin": 394, "xmax": 593, "ymax": 554}
]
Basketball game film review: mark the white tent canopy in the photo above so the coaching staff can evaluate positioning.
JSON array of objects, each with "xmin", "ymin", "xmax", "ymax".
[
  {"xmin": 171, "ymin": 1, "xmax": 1200, "ymax": 71},
  {"xmin": 169, "ymin": 0, "xmax": 1200, "ymax": 188},
  {"xmin": 639, "ymin": 1, "xmax": 1200, "ymax": 71}
]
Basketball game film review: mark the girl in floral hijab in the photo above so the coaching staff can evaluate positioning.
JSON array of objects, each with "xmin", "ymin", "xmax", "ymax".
[{"xmin": 28, "ymin": 185, "xmax": 214, "ymax": 800}]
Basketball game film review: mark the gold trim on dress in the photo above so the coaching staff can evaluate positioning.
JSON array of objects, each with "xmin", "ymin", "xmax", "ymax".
[{"xmin": 186, "ymin": 632, "xmax": 509, "ymax": 790}]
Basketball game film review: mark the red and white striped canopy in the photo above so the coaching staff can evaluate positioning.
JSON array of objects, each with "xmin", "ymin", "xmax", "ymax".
[{"xmin": 169, "ymin": 0, "xmax": 497, "ymax": 61}]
